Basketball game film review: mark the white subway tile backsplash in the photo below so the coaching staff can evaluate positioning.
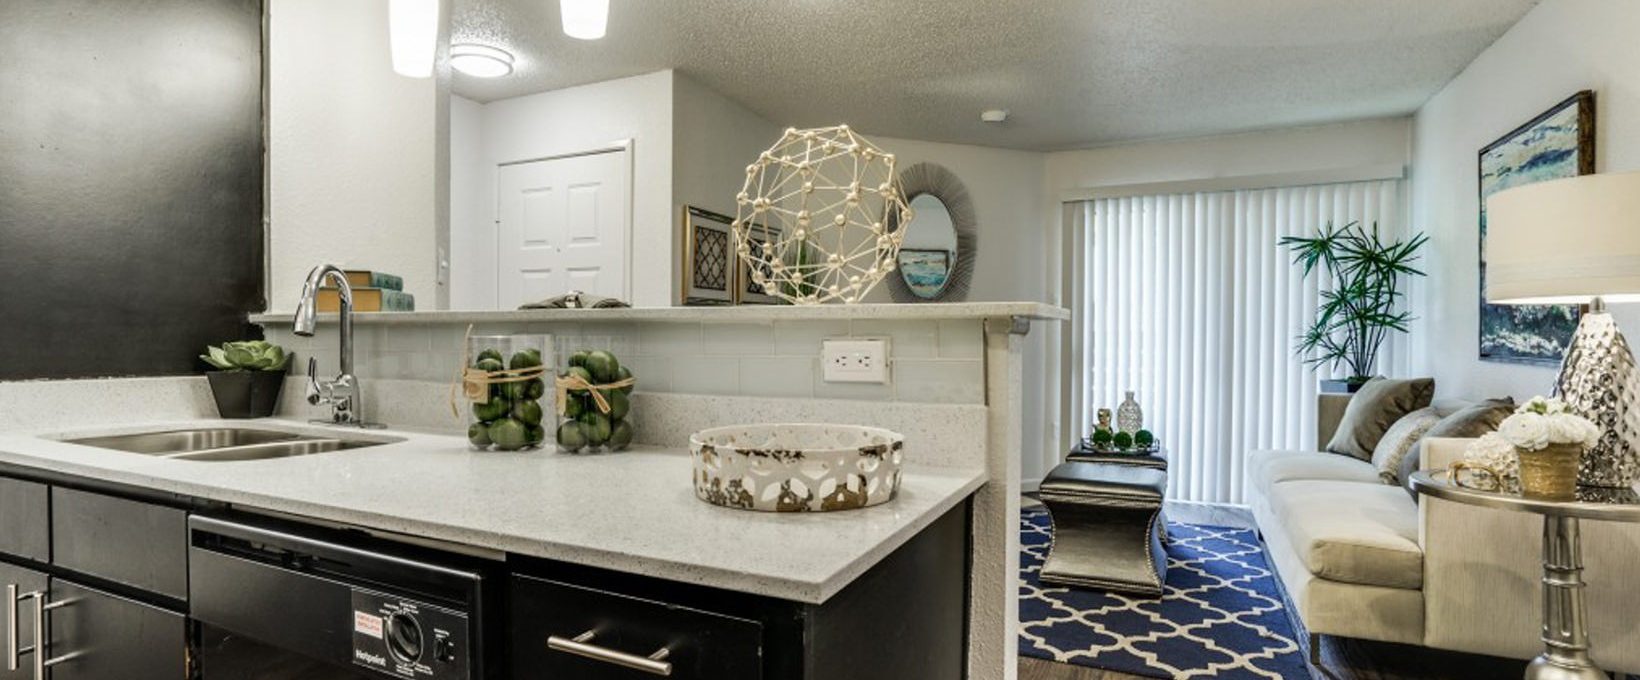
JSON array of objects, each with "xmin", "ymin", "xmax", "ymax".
[
  {"xmin": 701, "ymin": 323, "xmax": 774, "ymax": 356},
  {"xmin": 262, "ymin": 317, "xmax": 986, "ymax": 405},
  {"xmin": 937, "ymin": 319, "xmax": 983, "ymax": 359},
  {"xmin": 638, "ymin": 323, "xmax": 703, "ymax": 357},
  {"xmin": 851, "ymin": 319, "xmax": 938, "ymax": 357},
  {"xmin": 772, "ymin": 320, "xmax": 851, "ymax": 356},
  {"xmin": 893, "ymin": 359, "xmax": 985, "ymax": 404},
  {"xmin": 737, "ymin": 357, "xmax": 814, "ymax": 398},
  {"xmin": 672, "ymin": 357, "xmax": 741, "ymax": 395}
]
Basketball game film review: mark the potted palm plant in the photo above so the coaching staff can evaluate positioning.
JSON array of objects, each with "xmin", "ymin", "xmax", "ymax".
[
  {"xmin": 201, "ymin": 340, "xmax": 292, "ymax": 418},
  {"xmin": 1279, "ymin": 221, "xmax": 1428, "ymax": 393}
]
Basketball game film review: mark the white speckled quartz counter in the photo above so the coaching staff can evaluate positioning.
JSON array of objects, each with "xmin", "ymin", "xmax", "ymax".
[
  {"xmin": 248, "ymin": 301, "xmax": 1067, "ymax": 326},
  {"xmin": 0, "ymin": 419, "xmax": 984, "ymax": 604}
]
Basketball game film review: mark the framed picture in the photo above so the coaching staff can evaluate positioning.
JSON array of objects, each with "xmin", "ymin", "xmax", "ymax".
[
  {"xmin": 681, "ymin": 206, "xmax": 736, "ymax": 305},
  {"xmin": 897, "ymin": 249, "xmax": 952, "ymax": 300},
  {"xmin": 1478, "ymin": 91, "xmax": 1595, "ymax": 366},
  {"xmin": 737, "ymin": 221, "xmax": 784, "ymax": 305}
]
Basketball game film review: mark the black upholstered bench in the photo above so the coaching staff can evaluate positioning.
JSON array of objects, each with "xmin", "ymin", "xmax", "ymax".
[{"xmin": 1038, "ymin": 461, "xmax": 1168, "ymax": 596}]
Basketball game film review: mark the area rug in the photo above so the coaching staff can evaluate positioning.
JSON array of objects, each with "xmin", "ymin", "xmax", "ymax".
[{"xmin": 1019, "ymin": 508, "xmax": 1309, "ymax": 679}]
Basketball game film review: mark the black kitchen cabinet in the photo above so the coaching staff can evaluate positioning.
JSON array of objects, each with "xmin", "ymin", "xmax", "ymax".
[
  {"xmin": 43, "ymin": 580, "xmax": 187, "ymax": 680},
  {"xmin": 0, "ymin": 478, "xmax": 49, "ymax": 563},
  {"xmin": 512, "ymin": 576, "xmax": 764, "ymax": 679},
  {"xmin": 510, "ymin": 503, "xmax": 970, "ymax": 680},
  {"xmin": 1, "ymin": 562, "xmax": 49, "ymax": 680},
  {"xmin": 50, "ymin": 487, "xmax": 188, "ymax": 601}
]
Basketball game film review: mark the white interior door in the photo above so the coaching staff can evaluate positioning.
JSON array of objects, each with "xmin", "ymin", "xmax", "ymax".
[{"xmin": 496, "ymin": 149, "xmax": 630, "ymax": 308}]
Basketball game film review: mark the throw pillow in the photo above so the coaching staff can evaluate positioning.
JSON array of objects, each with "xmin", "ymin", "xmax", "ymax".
[
  {"xmin": 1399, "ymin": 397, "xmax": 1517, "ymax": 498},
  {"xmin": 1325, "ymin": 377, "xmax": 1436, "ymax": 461},
  {"xmin": 1371, "ymin": 406, "xmax": 1442, "ymax": 485}
]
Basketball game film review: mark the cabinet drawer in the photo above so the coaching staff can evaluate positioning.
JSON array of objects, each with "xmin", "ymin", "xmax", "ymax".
[
  {"xmin": 50, "ymin": 488, "xmax": 187, "ymax": 600},
  {"xmin": 511, "ymin": 574, "xmax": 763, "ymax": 680},
  {"xmin": 45, "ymin": 579, "xmax": 187, "ymax": 680},
  {"xmin": 0, "ymin": 477, "xmax": 49, "ymax": 562}
]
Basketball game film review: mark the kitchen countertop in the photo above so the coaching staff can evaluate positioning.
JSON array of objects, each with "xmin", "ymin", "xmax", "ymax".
[
  {"xmin": 249, "ymin": 301, "xmax": 1068, "ymax": 326},
  {"xmin": 0, "ymin": 419, "xmax": 985, "ymax": 604}
]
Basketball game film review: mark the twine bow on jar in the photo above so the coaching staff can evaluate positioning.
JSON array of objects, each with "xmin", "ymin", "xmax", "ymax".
[{"xmin": 555, "ymin": 371, "xmax": 636, "ymax": 416}]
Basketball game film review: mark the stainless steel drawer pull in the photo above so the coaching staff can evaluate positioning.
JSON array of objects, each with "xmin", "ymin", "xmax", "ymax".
[
  {"xmin": 7, "ymin": 584, "xmax": 27, "ymax": 671},
  {"xmin": 547, "ymin": 630, "xmax": 673, "ymax": 676}
]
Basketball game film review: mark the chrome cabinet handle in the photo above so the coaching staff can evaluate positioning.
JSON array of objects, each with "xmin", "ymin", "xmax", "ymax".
[
  {"xmin": 6, "ymin": 584, "xmax": 28, "ymax": 672},
  {"xmin": 547, "ymin": 630, "xmax": 673, "ymax": 677}
]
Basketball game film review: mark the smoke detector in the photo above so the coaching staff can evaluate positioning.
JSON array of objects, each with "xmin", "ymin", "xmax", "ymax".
[{"xmin": 981, "ymin": 109, "xmax": 1009, "ymax": 123}]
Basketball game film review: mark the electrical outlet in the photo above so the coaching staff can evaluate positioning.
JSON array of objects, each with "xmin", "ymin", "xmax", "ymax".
[{"xmin": 821, "ymin": 338, "xmax": 890, "ymax": 384}]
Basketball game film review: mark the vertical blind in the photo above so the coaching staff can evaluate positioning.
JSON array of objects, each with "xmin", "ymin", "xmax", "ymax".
[{"xmin": 1064, "ymin": 179, "xmax": 1406, "ymax": 504}]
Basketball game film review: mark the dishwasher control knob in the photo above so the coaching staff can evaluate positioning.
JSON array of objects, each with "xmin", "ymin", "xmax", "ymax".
[
  {"xmin": 385, "ymin": 613, "xmax": 424, "ymax": 664},
  {"xmin": 435, "ymin": 636, "xmax": 458, "ymax": 663}
]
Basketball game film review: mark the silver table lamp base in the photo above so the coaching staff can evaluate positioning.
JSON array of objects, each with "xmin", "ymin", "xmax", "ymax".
[{"xmin": 1556, "ymin": 298, "xmax": 1640, "ymax": 488}]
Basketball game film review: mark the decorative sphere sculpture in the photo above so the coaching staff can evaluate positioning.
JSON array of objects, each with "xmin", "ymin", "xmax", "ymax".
[{"xmin": 733, "ymin": 125, "xmax": 912, "ymax": 305}]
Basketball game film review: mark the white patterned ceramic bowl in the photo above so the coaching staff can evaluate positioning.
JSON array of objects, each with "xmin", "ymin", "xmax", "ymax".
[{"xmin": 690, "ymin": 423, "xmax": 905, "ymax": 512}]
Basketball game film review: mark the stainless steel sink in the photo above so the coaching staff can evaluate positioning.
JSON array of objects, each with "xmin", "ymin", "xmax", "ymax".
[
  {"xmin": 167, "ymin": 438, "xmax": 380, "ymax": 462},
  {"xmin": 63, "ymin": 428, "xmax": 302, "ymax": 455},
  {"xmin": 61, "ymin": 427, "xmax": 392, "ymax": 461}
]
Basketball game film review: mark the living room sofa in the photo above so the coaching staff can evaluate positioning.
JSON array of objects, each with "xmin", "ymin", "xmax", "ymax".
[{"xmin": 1246, "ymin": 395, "xmax": 1640, "ymax": 673}]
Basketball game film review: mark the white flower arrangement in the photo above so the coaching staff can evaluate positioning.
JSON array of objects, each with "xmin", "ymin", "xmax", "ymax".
[
  {"xmin": 1497, "ymin": 396, "xmax": 1600, "ymax": 452},
  {"xmin": 1462, "ymin": 432, "xmax": 1522, "ymax": 494}
]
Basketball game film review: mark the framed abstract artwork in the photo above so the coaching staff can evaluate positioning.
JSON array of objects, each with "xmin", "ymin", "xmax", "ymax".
[
  {"xmin": 681, "ymin": 206, "xmax": 736, "ymax": 305},
  {"xmin": 1478, "ymin": 90, "xmax": 1595, "ymax": 365},
  {"xmin": 736, "ymin": 221, "xmax": 784, "ymax": 305},
  {"xmin": 896, "ymin": 249, "xmax": 953, "ymax": 300}
]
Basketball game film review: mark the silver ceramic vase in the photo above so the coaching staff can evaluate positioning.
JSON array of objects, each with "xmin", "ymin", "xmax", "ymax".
[{"xmin": 1555, "ymin": 309, "xmax": 1640, "ymax": 488}]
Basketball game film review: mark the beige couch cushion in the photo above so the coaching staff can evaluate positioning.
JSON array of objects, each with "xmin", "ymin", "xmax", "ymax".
[
  {"xmin": 1267, "ymin": 479, "xmax": 1423, "ymax": 589},
  {"xmin": 1246, "ymin": 449, "xmax": 1381, "ymax": 502}
]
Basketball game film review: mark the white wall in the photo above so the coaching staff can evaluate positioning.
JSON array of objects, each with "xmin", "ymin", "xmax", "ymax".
[
  {"xmin": 267, "ymin": 0, "xmax": 446, "ymax": 311},
  {"xmin": 448, "ymin": 95, "xmax": 488, "ymax": 309},
  {"xmin": 1411, "ymin": 0, "xmax": 1640, "ymax": 401},
  {"xmin": 463, "ymin": 70, "xmax": 675, "ymax": 307}
]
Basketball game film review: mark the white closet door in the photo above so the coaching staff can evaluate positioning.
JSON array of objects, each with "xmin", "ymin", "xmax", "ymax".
[{"xmin": 495, "ymin": 149, "xmax": 629, "ymax": 308}]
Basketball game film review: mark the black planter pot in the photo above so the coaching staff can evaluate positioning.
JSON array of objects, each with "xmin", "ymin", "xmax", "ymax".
[
  {"xmin": 1319, "ymin": 378, "xmax": 1368, "ymax": 395},
  {"xmin": 206, "ymin": 370, "xmax": 287, "ymax": 419}
]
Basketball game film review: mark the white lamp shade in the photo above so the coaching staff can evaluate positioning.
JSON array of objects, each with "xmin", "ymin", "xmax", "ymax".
[{"xmin": 1485, "ymin": 171, "xmax": 1640, "ymax": 305}]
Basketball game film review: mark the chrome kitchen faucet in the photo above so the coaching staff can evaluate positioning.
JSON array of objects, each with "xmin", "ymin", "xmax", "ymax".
[{"xmin": 292, "ymin": 264, "xmax": 383, "ymax": 428}]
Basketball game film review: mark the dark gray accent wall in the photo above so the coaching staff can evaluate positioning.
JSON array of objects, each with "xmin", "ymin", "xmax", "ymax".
[{"xmin": 0, "ymin": 0, "xmax": 265, "ymax": 380}]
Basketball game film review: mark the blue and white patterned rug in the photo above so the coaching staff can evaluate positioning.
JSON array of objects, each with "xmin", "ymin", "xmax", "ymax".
[{"xmin": 1019, "ymin": 508, "xmax": 1309, "ymax": 679}]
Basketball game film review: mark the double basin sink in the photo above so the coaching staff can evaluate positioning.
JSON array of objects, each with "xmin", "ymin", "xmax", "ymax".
[{"xmin": 62, "ymin": 427, "xmax": 393, "ymax": 462}]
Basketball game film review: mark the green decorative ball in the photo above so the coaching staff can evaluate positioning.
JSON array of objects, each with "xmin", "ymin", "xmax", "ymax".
[
  {"xmin": 1112, "ymin": 432, "xmax": 1134, "ymax": 450},
  {"xmin": 1134, "ymin": 430, "xmax": 1155, "ymax": 448},
  {"xmin": 1090, "ymin": 429, "xmax": 1114, "ymax": 447}
]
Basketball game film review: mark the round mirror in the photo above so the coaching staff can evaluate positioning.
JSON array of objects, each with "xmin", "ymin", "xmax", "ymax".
[
  {"xmin": 885, "ymin": 163, "xmax": 976, "ymax": 303},
  {"xmin": 898, "ymin": 194, "xmax": 959, "ymax": 299}
]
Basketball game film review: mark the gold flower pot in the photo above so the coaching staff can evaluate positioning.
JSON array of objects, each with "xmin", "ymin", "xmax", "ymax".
[{"xmin": 1517, "ymin": 443, "xmax": 1583, "ymax": 500}]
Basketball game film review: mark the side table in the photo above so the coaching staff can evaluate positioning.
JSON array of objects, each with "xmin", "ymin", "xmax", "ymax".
[{"xmin": 1411, "ymin": 470, "xmax": 1640, "ymax": 680}]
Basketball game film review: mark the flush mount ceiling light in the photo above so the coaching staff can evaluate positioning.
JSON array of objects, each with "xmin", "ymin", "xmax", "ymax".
[
  {"xmin": 560, "ymin": 0, "xmax": 609, "ymax": 40},
  {"xmin": 450, "ymin": 44, "xmax": 514, "ymax": 78},
  {"xmin": 389, "ymin": 0, "xmax": 440, "ymax": 78},
  {"xmin": 981, "ymin": 109, "xmax": 1009, "ymax": 123}
]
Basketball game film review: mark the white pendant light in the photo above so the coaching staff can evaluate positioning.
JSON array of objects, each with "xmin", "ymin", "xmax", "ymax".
[
  {"xmin": 560, "ymin": 0, "xmax": 609, "ymax": 40},
  {"xmin": 450, "ymin": 44, "xmax": 514, "ymax": 78},
  {"xmin": 389, "ymin": 0, "xmax": 440, "ymax": 78}
]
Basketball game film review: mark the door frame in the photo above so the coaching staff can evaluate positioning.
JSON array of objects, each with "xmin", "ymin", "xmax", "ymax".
[{"xmin": 492, "ymin": 139, "xmax": 635, "ymax": 305}]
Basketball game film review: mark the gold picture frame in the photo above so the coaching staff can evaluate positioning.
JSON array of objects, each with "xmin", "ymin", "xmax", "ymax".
[{"xmin": 680, "ymin": 206, "xmax": 736, "ymax": 305}]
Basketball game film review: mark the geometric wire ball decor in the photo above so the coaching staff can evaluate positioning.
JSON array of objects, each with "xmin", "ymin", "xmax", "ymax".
[{"xmin": 733, "ymin": 125, "xmax": 912, "ymax": 304}]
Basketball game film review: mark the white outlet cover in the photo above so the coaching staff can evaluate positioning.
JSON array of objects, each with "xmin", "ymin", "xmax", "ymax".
[{"xmin": 821, "ymin": 338, "xmax": 890, "ymax": 384}]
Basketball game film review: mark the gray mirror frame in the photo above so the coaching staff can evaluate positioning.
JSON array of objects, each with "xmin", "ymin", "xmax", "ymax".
[{"xmin": 885, "ymin": 162, "xmax": 976, "ymax": 303}]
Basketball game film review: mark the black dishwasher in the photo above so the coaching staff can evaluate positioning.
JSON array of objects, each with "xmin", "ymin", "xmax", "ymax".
[{"xmin": 188, "ymin": 514, "xmax": 498, "ymax": 680}]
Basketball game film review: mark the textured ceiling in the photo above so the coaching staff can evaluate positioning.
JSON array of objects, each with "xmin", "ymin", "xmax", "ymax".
[{"xmin": 450, "ymin": 0, "xmax": 1540, "ymax": 151}]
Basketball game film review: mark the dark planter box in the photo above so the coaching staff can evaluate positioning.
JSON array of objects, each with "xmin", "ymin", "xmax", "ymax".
[
  {"xmin": 1319, "ymin": 379, "xmax": 1367, "ymax": 395},
  {"xmin": 206, "ymin": 370, "xmax": 287, "ymax": 418}
]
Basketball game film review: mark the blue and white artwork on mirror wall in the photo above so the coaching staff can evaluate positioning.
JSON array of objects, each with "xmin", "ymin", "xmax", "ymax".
[
  {"xmin": 897, "ymin": 249, "xmax": 952, "ymax": 299},
  {"xmin": 1478, "ymin": 91, "xmax": 1595, "ymax": 366}
]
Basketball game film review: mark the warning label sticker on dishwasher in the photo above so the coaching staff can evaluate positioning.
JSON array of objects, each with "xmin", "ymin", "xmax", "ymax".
[{"xmin": 354, "ymin": 611, "xmax": 384, "ymax": 639}]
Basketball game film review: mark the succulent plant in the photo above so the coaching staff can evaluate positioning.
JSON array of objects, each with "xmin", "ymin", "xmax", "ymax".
[
  {"xmin": 1112, "ymin": 431, "xmax": 1134, "ymax": 450},
  {"xmin": 201, "ymin": 340, "xmax": 290, "ymax": 372},
  {"xmin": 1134, "ymin": 429, "xmax": 1156, "ymax": 448}
]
